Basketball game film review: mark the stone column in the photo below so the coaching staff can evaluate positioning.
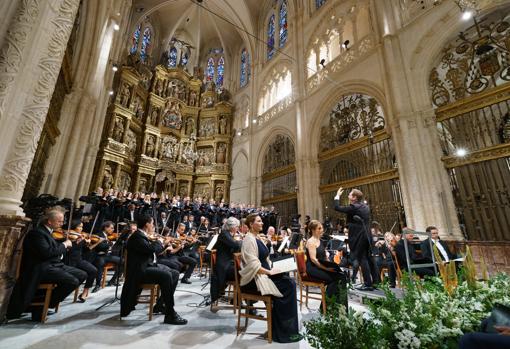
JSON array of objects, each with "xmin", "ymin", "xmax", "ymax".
[
  {"xmin": 0, "ymin": 0, "xmax": 80, "ymax": 215},
  {"xmin": 112, "ymin": 162, "xmax": 122, "ymax": 189}
]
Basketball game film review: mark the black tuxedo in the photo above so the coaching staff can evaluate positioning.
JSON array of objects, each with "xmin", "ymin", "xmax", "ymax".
[
  {"xmin": 210, "ymin": 230, "xmax": 241, "ymax": 302},
  {"xmin": 124, "ymin": 209, "xmax": 138, "ymax": 223},
  {"xmin": 334, "ymin": 200, "xmax": 375, "ymax": 286},
  {"xmin": 120, "ymin": 230, "xmax": 179, "ymax": 317},
  {"xmin": 420, "ymin": 238, "xmax": 454, "ymax": 262},
  {"xmin": 7, "ymin": 225, "xmax": 86, "ymax": 319}
]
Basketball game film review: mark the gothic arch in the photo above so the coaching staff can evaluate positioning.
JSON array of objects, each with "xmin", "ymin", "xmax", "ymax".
[
  {"xmin": 256, "ymin": 127, "xmax": 296, "ymax": 177},
  {"xmin": 309, "ymin": 79, "xmax": 387, "ymax": 156}
]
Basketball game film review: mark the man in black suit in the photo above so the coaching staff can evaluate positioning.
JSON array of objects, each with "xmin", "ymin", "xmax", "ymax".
[
  {"xmin": 124, "ymin": 203, "xmax": 138, "ymax": 223},
  {"xmin": 395, "ymin": 231, "xmax": 435, "ymax": 277},
  {"xmin": 421, "ymin": 226, "xmax": 455, "ymax": 263},
  {"xmin": 334, "ymin": 187, "xmax": 375, "ymax": 291},
  {"xmin": 89, "ymin": 221, "xmax": 121, "ymax": 291},
  {"xmin": 210, "ymin": 217, "xmax": 242, "ymax": 309},
  {"xmin": 120, "ymin": 215, "xmax": 187, "ymax": 325},
  {"xmin": 158, "ymin": 223, "xmax": 197, "ymax": 284},
  {"xmin": 7, "ymin": 206, "xmax": 87, "ymax": 321}
]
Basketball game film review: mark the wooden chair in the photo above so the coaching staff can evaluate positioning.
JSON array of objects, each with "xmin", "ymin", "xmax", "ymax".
[
  {"xmin": 121, "ymin": 251, "xmax": 160, "ymax": 321},
  {"xmin": 199, "ymin": 245, "xmax": 209, "ymax": 278},
  {"xmin": 137, "ymin": 284, "xmax": 160, "ymax": 321},
  {"xmin": 233, "ymin": 253, "xmax": 273, "ymax": 343},
  {"xmin": 101, "ymin": 262, "xmax": 116, "ymax": 288},
  {"xmin": 209, "ymin": 250, "xmax": 237, "ymax": 313},
  {"xmin": 15, "ymin": 248, "xmax": 59, "ymax": 323},
  {"xmin": 294, "ymin": 250, "xmax": 327, "ymax": 314}
]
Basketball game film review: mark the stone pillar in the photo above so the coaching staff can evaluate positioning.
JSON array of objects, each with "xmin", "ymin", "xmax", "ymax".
[
  {"xmin": 112, "ymin": 162, "xmax": 122, "ymax": 189},
  {"xmin": 0, "ymin": 0, "xmax": 80, "ymax": 215},
  {"xmin": 0, "ymin": 216, "xmax": 30, "ymax": 321}
]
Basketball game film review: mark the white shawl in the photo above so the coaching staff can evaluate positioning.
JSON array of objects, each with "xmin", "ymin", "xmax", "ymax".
[{"xmin": 239, "ymin": 233, "xmax": 283, "ymax": 297}]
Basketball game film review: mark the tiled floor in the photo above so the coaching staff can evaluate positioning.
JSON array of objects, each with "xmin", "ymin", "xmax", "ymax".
[{"xmin": 0, "ymin": 274, "xmax": 368, "ymax": 349}]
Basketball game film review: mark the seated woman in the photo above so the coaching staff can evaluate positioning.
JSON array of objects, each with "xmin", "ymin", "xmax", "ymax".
[
  {"xmin": 305, "ymin": 220, "xmax": 347, "ymax": 310},
  {"xmin": 67, "ymin": 220, "xmax": 98, "ymax": 302},
  {"xmin": 239, "ymin": 213, "xmax": 299, "ymax": 343}
]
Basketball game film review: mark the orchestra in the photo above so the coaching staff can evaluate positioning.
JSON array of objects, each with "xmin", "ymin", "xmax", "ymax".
[{"xmin": 7, "ymin": 185, "xmax": 440, "ymax": 342}]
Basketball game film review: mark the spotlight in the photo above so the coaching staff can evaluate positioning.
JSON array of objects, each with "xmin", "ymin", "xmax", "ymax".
[
  {"xmin": 237, "ymin": 131, "xmax": 241, "ymax": 136},
  {"xmin": 113, "ymin": 23, "xmax": 120, "ymax": 31},
  {"xmin": 112, "ymin": 64, "xmax": 118, "ymax": 72},
  {"xmin": 109, "ymin": 90, "xmax": 114, "ymax": 96},
  {"xmin": 319, "ymin": 58, "xmax": 326, "ymax": 68},
  {"xmin": 252, "ymin": 119, "xmax": 257, "ymax": 124},
  {"xmin": 455, "ymin": 148, "xmax": 467, "ymax": 157},
  {"xmin": 462, "ymin": 11, "xmax": 472, "ymax": 21},
  {"xmin": 342, "ymin": 40, "xmax": 350, "ymax": 49}
]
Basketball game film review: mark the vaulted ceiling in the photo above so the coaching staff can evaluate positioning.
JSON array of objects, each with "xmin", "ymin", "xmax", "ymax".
[{"xmin": 131, "ymin": 0, "xmax": 264, "ymax": 63}]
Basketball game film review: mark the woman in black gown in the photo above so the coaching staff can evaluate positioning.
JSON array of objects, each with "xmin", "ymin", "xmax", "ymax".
[
  {"xmin": 305, "ymin": 220, "xmax": 347, "ymax": 310},
  {"xmin": 239, "ymin": 213, "xmax": 299, "ymax": 343}
]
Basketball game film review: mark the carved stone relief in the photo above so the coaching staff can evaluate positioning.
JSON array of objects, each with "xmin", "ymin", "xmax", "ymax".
[
  {"xmin": 0, "ymin": 0, "xmax": 80, "ymax": 201},
  {"xmin": 216, "ymin": 143, "xmax": 226, "ymax": 164},
  {"xmin": 162, "ymin": 101, "xmax": 182, "ymax": 129},
  {"xmin": 125, "ymin": 129, "xmax": 138, "ymax": 156},
  {"xmin": 197, "ymin": 147, "xmax": 214, "ymax": 166},
  {"xmin": 119, "ymin": 170, "xmax": 132, "ymax": 191},
  {"xmin": 199, "ymin": 118, "xmax": 216, "ymax": 137},
  {"xmin": 145, "ymin": 134, "xmax": 156, "ymax": 158},
  {"xmin": 119, "ymin": 83, "xmax": 131, "ymax": 107},
  {"xmin": 102, "ymin": 164, "xmax": 114, "ymax": 190},
  {"xmin": 161, "ymin": 135, "xmax": 179, "ymax": 161}
]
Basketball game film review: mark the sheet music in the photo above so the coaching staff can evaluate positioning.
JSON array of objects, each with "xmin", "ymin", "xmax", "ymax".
[
  {"xmin": 272, "ymin": 257, "xmax": 297, "ymax": 273},
  {"xmin": 206, "ymin": 234, "xmax": 219, "ymax": 251},
  {"xmin": 277, "ymin": 236, "xmax": 289, "ymax": 253}
]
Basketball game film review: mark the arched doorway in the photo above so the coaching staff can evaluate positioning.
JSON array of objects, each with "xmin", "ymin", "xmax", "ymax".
[
  {"xmin": 261, "ymin": 134, "xmax": 297, "ymax": 227},
  {"xmin": 430, "ymin": 10, "xmax": 510, "ymax": 241},
  {"xmin": 318, "ymin": 94, "xmax": 404, "ymax": 233}
]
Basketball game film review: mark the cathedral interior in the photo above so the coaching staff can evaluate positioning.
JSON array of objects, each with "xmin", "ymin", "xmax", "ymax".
[{"xmin": 0, "ymin": 0, "xmax": 510, "ymax": 348}]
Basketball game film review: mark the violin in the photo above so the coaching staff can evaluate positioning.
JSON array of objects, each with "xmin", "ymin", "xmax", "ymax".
[
  {"xmin": 107, "ymin": 232, "xmax": 119, "ymax": 241},
  {"xmin": 51, "ymin": 230, "xmax": 67, "ymax": 242}
]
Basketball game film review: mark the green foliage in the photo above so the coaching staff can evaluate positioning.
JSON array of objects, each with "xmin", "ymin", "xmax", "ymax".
[{"xmin": 302, "ymin": 273, "xmax": 510, "ymax": 349}]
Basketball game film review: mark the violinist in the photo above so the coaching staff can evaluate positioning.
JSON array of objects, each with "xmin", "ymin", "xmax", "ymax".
[
  {"xmin": 159, "ymin": 223, "xmax": 197, "ymax": 284},
  {"xmin": 7, "ymin": 206, "xmax": 87, "ymax": 321},
  {"xmin": 67, "ymin": 220, "xmax": 98, "ymax": 302},
  {"xmin": 120, "ymin": 215, "xmax": 187, "ymax": 325},
  {"xmin": 210, "ymin": 217, "xmax": 242, "ymax": 310},
  {"xmin": 89, "ymin": 221, "xmax": 121, "ymax": 292}
]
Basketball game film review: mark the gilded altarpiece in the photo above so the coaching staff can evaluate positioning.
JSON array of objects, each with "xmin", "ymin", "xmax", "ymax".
[
  {"xmin": 318, "ymin": 94, "xmax": 404, "ymax": 233},
  {"xmin": 92, "ymin": 63, "xmax": 233, "ymax": 201},
  {"xmin": 430, "ymin": 11, "xmax": 510, "ymax": 274}
]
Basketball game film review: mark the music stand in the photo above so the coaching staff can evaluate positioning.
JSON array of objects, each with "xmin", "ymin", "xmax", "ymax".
[{"xmin": 289, "ymin": 232, "xmax": 303, "ymax": 250}]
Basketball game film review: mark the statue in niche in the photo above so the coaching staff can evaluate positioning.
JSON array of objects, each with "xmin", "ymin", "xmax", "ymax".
[
  {"xmin": 162, "ymin": 101, "xmax": 182, "ymax": 129},
  {"xmin": 135, "ymin": 102, "xmax": 144, "ymax": 120},
  {"xmin": 185, "ymin": 117, "xmax": 195, "ymax": 136},
  {"xmin": 139, "ymin": 178, "xmax": 148, "ymax": 194},
  {"xmin": 112, "ymin": 117, "xmax": 124, "ymax": 142},
  {"xmin": 120, "ymin": 83, "xmax": 131, "ymax": 107},
  {"xmin": 149, "ymin": 106, "xmax": 159, "ymax": 125},
  {"xmin": 126, "ymin": 129, "xmax": 137, "ymax": 156},
  {"xmin": 168, "ymin": 80, "xmax": 177, "ymax": 98},
  {"xmin": 161, "ymin": 135, "xmax": 179, "ymax": 161},
  {"xmin": 102, "ymin": 165, "xmax": 113, "ymax": 190},
  {"xmin": 119, "ymin": 171, "xmax": 131, "ymax": 191},
  {"xmin": 131, "ymin": 96, "xmax": 140, "ymax": 112},
  {"xmin": 199, "ymin": 119, "xmax": 216, "ymax": 137},
  {"xmin": 189, "ymin": 90, "xmax": 197, "ymax": 106},
  {"xmin": 218, "ymin": 116, "xmax": 227, "ymax": 134},
  {"xmin": 146, "ymin": 135, "xmax": 156, "ymax": 157},
  {"xmin": 216, "ymin": 143, "xmax": 226, "ymax": 164},
  {"xmin": 214, "ymin": 185, "xmax": 224, "ymax": 202},
  {"xmin": 155, "ymin": 79, "xmax": 163, "ymax": 96},
  {"xmin": 179, "ymin": 184, "xmax": 188, "ymax": 197},
  {"xmin": 178, "ymin": 86, "xmax": 187, "ymax": 101}
]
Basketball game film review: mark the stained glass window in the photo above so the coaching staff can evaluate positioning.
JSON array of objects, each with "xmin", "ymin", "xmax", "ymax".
[
  {"xmin": 267, "ymin": 14, "xmax": 276, "ymax": 60},
  {"xmin": 279, "ymin": 1, "xmax": 288, "ymax": 48},
  {"xmin": 168, "ymin": 47, "xmax": 177, "ymax": 67},
  {"xmin": 206, "ymin": 57, "xmax": 215, "ymax": 81},
  {"xmin": 316, "ymin": 0, "xmax": 326, "ymax": 9},
  {"xmin": 140, "ymin": 27, "xmax": 152, "ymax": 62},
  {"xmin": 216, "ymin": 56, "xmax": 225, "ymax": 87},
  {"xmin": 240, "ymin": 48, "xmax": 249, "ymax": 88},
  {"xmin": 180, "ymin": 52, "xmax": 188, "ymax": 66},
  {"xmin": 130, "ymin": 24, "xmax": 141, "ymax": 54}
]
